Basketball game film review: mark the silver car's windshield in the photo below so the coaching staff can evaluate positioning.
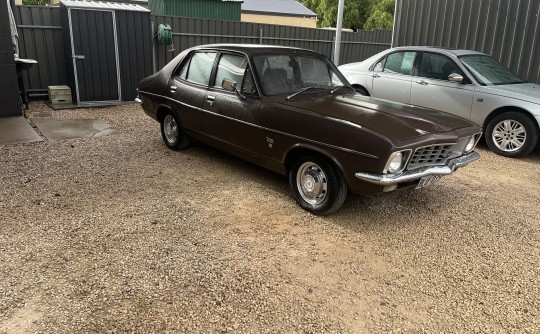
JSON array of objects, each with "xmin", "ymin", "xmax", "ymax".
[
  {"xmin": 253, "ymin": 54, "xmax": 348, "ymax": 96},
  {"xmin": 459, "ymin": 55, "xmax": 524, "ymax": 86}
]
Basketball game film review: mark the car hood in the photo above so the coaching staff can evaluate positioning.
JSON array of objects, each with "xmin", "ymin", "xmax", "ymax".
[
  {"xmin": 284, "ymin": 93, "xmax": 476, "ymax": 142},
  {"xmin": 480, "ymin": 83, "xmax": 540, "ymax": 104}
]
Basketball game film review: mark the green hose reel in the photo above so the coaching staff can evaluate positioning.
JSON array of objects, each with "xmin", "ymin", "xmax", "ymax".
[{"xmin": 157, "ymin": 24, "xmax": 172, "ymax": 45}]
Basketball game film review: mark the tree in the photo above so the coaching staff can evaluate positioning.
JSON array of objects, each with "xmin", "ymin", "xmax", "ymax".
[
  {"xmin": 22, "ymin": 0, "xmax": 49, "ymax": 5},
  {"xmin": 301, "ymin": 0, "xmax": 395, "ymax": 31},
  {"xmin": 364, "ymin": 0, "xmax": 395, "ymax": 30}
]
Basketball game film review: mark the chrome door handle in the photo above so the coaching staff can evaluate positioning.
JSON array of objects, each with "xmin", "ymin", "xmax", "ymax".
[
  {"xmin": 72, "ymin": 55, "xmax": 85, "ymax": 60},
  {"xmin": 170, "ymin": 86, "xmax": 177, "ymax": 92},
  {"xmin": 416, "ymin": 80, "xmax": 428, "ymax": 85},
  {"xmin": 207, "ymin": 95, "xmax": 216, "ymax": 101},
  {"xmin": 371, "ymin": 73, "xmax": 380, "ymax": 78}
]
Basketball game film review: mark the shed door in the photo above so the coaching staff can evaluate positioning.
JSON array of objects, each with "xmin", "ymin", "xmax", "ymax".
[{"xmin": 69, "ymin": 9, "xmax": 121, "ymax": 103}]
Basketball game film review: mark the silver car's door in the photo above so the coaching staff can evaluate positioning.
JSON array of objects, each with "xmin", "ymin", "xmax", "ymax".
[
  {"xmin": 409, "ymin": 52, "xmax": 475, "ymax": 120},
  {"xmin": 369, "ymin": 51, "xmax": 417, "ymax": 104}
]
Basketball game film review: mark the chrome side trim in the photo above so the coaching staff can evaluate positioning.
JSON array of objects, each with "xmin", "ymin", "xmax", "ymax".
[
  {"xmin": 355, "ymin": 151, "xmax": 480, "ymax": 185},
  {"xmin": 138, "ymin": 90, "xmax": 378, "ymax": 159}
]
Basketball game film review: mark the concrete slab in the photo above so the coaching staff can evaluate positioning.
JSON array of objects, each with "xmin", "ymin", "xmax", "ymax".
[
  {"xmin": 0, "ymin": 117, "xmax": 43, "ymax": 145},
  {"xmin": 30, "ymin": 119, "xmax": 115, "ymax": 141}
]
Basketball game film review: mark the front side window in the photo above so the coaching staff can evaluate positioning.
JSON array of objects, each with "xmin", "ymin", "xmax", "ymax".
[
  {"xmin": 176, "ymin": 52, "xmax": 217, "ymax": 86},
  {"xmin": 215, "ymin": 53, "xmax": 248, "ymax": 89},
  {"xmin": 418, "ymin": 53, "xmax": 461, "ymax": 81},
  {"xmin": 383, "ymin": 51, "xmax": 417, "ymax": 75},
  {"xmin": 253, "ymin": 53, "xmax": 347, "ymax": 95},
  {"xmin": 459, "ymin": 55, "xmax": 523, "ymax": 86}
]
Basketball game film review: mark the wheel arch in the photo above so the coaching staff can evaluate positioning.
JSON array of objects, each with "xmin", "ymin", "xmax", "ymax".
[
  {"xmin": 155, "ymin": 104, "xmax": 177, "ymax": 124},
  {"xmin": 483, "ymin": 106, "xmax": 538, "ymax": 132},
  {"xmin": 284, "ymin": 145, "xmax": 347, "ymax": 181},
  {"xmin": 351, "ymin": 84, "xmax": 370, "ymax": 96}
]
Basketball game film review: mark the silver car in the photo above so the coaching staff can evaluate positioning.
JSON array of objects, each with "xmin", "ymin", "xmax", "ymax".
[{"xmin": 338, "ymin": 47, "xmax": 540, "ymax": 158}]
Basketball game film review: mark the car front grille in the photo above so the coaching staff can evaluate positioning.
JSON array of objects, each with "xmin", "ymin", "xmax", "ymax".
[{"xmin": 407, "ymin": 144, "xmax": 454, "ymax": 170}]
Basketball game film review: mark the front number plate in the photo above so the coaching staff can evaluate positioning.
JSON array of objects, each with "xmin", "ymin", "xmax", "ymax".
[{"xmin": 415, "ymin": 175, "xmax": 442, "ymax": 189}]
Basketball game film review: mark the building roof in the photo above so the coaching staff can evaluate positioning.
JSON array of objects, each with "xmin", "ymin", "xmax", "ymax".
[
  {"xmin": 241, "ymin": 0, "xmax": 317, "ymax": 18},
  {"xmin": 60, "ymin": 0, "xmax": 150, "ymax": 12}
]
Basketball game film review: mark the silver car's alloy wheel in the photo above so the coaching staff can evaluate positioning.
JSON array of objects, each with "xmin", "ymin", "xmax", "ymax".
[
  {"xmin": 163, "ymin": 114, "xmax": 179, "ymax": 145},
  {"xmin": 492, "ymin": 120, "xmax": 527, "ymax": 152},
  {"xmin": 296, "ymin": 162, "xmax": 328, "ymax": 205}
]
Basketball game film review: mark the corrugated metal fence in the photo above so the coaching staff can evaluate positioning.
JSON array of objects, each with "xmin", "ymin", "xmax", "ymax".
[
  {"xmin": 393, "ymin": 0, "xmax": 540, "ymax": 85},
  {"xmin": 14, "ymin": 5, "xmax": 66, "ymax": 95},
  {"xmin": 14, "ymin": 5, "xmax": 391, "ymax": 92},
  {"xmin": 152, "ymin": 15, "xmax": 392, "ymax": 72}
]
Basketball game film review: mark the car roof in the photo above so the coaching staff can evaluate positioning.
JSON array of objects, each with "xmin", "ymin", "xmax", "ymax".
[
  {"xmin": 391, "ymin": 46, "xmax": 487, "ymax": 57},
  {"xmin": 191, "ymin": 43, "xmax": 318, "ymax": 56}
]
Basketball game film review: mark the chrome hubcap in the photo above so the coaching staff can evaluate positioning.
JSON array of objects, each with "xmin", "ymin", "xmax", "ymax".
[
  {"xmin": 296, "ymin": 162, "xmax": 327, "ymax": 205},
  {"xmin": 492, "ymin": 120, "xmax": 526, "ymax": 152},
  {"xmin": 164, "ymin": 115, "xmax": 178, "ymax": 144}
]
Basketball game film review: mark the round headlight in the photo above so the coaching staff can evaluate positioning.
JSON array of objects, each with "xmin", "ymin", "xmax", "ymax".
[
  {"xmin": 386, "ymin": 152, "xmax": 403, "ymax": 174},
  {"xmin": 464, "ymin": 136, "xmax": 476, "ymax": 153}
]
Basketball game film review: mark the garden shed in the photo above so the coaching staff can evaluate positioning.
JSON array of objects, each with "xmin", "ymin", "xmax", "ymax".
[
  {"xmin": 149, "ymin": 0, "xmax": 242, "ymax": 21},
  {"xmin": 60, "ymin": 0, "xmax": 153, "ymax": 105}
]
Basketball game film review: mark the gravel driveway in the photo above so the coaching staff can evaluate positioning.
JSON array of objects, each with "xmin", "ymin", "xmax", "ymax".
[{"xmin": 1, "ymin": 102, "xmax": 539, "ymax": 333}]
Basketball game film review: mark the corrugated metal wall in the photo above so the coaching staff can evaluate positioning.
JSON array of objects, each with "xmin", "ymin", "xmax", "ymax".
[
  {"xmin": 116, "ymin": 10, "xmax": 153, "ymax": 101},
  {"xmin": 152, "ymin": 15, "xmax": 392, "ymax": 71},
  {"xmin": 14, "ymin": 5, "xmax": 67, "ymax": 94},
  {"xmin": 150, "ymin": 0, "xmax": 241, "ymax": 21},
  {"xmin": 14, "ymin": 6, "xmax": 391, "ymax": 93},
  {"xmin": 393, "ymin": 0, "xmax": 540, "ymax": 84}
]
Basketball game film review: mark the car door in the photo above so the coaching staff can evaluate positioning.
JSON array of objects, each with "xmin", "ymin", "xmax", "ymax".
[
  {"xmin": 409, "ymin": 52, "xmax": 475, "ymax": 121},
  {"xmin": 202, "ymin": 52, "xmax": 263, "ymax": 156},
  {"xmin": 369, "ymin": 51, "xmax": 417, "ymax": 104},
  {"xmin": 169, "ymin": 51, "xmax": 217, "ymax": 132}
]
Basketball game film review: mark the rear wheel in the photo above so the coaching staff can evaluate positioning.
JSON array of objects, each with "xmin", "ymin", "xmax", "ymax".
[
  {"xmin": 485, "ymin": 112, "xmax": 539, "ymax": 158},
  {"xmin": 289, "ymin": 155, "xmax": 347, "ymax": 215},
  {"xmin": 160, "ymin": 112, "xmax": 191, "ymax": 150}
]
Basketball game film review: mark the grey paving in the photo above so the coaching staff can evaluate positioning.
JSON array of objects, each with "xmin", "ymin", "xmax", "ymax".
[
  {"xmin": 0, "ymin": 117, "xmax": 115, "ymax": 146},
  {"xmin": 30, "ymin": 119, "xmax": 115, "ymax": 141},
  {"xmin": 0, "ymin": 117, "xmax": 43, "ymax": 145}
]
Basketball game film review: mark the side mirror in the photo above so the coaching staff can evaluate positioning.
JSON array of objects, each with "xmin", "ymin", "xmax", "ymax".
[
  {"xmin": 448, "ymin": 73, "xmax": 464, "ymax": 83},
  {"xmin": 222, "ymin": 78, "xmax": 237, "ymax": 92},
  {"xmin": 222, "ymin": 78, "xmax": 246, "ymax": 100}
]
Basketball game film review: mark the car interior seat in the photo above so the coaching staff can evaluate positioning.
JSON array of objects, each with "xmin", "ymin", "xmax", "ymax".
[{"xmin": 263, "ymin": 68, "xmax": 292, "ymax": 94}]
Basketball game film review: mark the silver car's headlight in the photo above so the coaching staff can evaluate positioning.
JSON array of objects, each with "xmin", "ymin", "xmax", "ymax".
[
  {"xmin": 384, "ymin": 151, "xmax": 408, "ymax": 174},
  {"xmin": 464, "ymin": 134, "xmax": 480, "ymax": 153}
]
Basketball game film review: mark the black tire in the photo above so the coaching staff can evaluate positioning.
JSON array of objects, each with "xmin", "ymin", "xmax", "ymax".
[
  {"xmin": 289, "ymin": 155, "xmax": 348, "ymax": 215},
  {"xmin": 353, "ymin": 85, "xmax": 369, "ymax": 96},
  {"xmin": 160, "ymin": 111, "xmax": 191, "ymax": 151},
  {"xmin": 485, "ymin": 112, "xmax": 539, "ymax": 158}
]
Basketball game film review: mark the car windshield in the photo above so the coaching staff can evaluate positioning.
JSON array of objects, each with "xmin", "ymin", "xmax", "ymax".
[
  {"xmin": 459, "ymin": 55, "xmax": 524, "ymax": 86},
  {"xmin": 253, "ymin": 53, "xmax": 348, "ymax": 96}
]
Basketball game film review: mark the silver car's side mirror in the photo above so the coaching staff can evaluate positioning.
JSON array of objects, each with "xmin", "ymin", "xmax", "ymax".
[
  {"xmin": 448, "ymin": 73, "xmax": 464, "ymax": 83},
  {"xmin": 222, "ymin": 78, "xmax": 246, "ymax": 100}
]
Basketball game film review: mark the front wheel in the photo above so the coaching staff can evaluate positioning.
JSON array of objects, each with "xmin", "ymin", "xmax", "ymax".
[
  {"xmin": 160, "ymin": 112, "xmax": 191, "ymax": 150},
  {"xmin": 289, "ymin": 156, "xmax": 348, "ymax": 215},
  {"xmin": 352, "ymin": 85, "xmax": 369, "ymax": 96},
  {"xmin": 485, "ymin": 112, "xmax": 539, "ymax": 158}
]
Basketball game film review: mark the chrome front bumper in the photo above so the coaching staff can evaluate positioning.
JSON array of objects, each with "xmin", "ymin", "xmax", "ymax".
[{"xmin": 355, "ymin": 151, "xmax": 480, "ymax": 185}]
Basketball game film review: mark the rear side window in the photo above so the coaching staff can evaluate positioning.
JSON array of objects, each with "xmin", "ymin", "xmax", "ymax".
[
  {"xmin": 383, "ymin": 52, "xmax": 416, "ymax": 75},
  {"xmin": 176, "ymin": 52, "xmax": 217, "ymax": 86}
]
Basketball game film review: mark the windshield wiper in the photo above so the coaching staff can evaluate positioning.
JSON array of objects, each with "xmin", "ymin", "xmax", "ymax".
[
  {"xmin": 286, "ymin": 86, "xmax": 316, "ymax": 100},
  {"xmin": 330, "ymin": 85, "xmax": 355, "ymax": 95}
]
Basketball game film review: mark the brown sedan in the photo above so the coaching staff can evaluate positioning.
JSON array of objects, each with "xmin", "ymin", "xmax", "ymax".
[{"xmin": 136, "ymin": 44, "xmax": 482, "ymax": 215}]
